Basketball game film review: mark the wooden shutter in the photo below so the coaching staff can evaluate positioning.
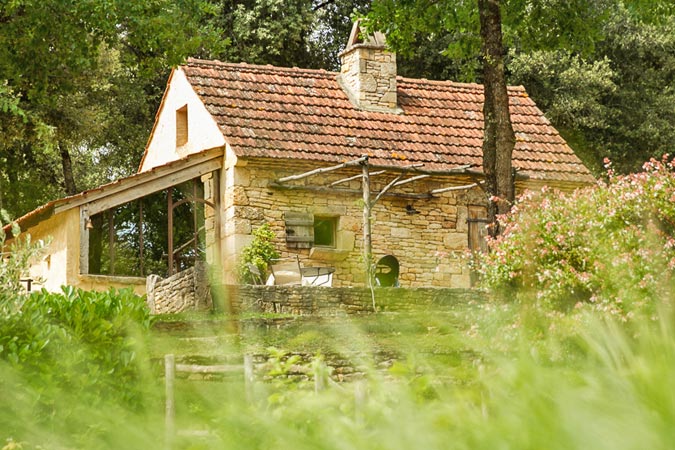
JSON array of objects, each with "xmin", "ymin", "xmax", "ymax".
[
  {"xmin": 284, "ymin": 212, "xmax": 314, "ymax": 249},
  {"xmin": 467, "ymin": 206, "xmax": 489, "ymax": 253}
]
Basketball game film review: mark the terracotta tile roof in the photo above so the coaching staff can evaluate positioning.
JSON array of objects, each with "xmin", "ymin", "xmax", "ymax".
[{"xmin": 183, "ymin": 58, "xmax": 594, "ymax": 183}]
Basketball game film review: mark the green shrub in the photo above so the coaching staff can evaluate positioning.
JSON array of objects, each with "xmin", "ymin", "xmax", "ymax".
[
  {"xmin": 238, "ymin": 223, "xmax": 279, "ymax": 284},
  {"xmin": 477, "ymin": 156, "xmax": 675, "ymax": 317},
  {"xmin": 0, "ymin": 209, "xmax": 47, "ymax": 303},
  {"xmin": 0, "ymin": 287, "xmax": 152, "ymax": 411}
]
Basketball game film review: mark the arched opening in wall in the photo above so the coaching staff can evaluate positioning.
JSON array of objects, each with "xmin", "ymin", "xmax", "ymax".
[{"xmin": 375, "ymin": 255, "xmax": 399, "ymax": 287}]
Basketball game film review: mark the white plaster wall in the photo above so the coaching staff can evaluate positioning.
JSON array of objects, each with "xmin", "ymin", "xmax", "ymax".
[
  {"xmin": 23, "ymin": 208, "xmax": 145, "ymax": 295},
  {"xmin": 23, "ymin": 208, "xmax": 79, "ymax": 292},
  {"xmin": 140, "ymin": 68, "xmax": 226, "ymax": 173}
]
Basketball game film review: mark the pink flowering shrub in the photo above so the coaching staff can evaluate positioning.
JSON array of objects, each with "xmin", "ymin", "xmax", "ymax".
[{"xmin": 478, "ymin": 156, "xmax": 675, "ymax": 317}]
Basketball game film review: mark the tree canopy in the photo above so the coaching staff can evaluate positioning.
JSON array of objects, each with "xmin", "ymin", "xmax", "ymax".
[
  {"xmin": 0, "ymin": 0, "xmax": 224, "ymax": 218},
  {"xmin": 4, "ymin": 0, "xmax": 675, "ymax": 219},
  {"xmin": 368, "ymin": 1, "xmax": 675, "ymax": 174}
]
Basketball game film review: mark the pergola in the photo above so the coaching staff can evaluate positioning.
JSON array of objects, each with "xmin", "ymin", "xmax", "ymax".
[{"xmin": 270, "ymin": 156, "xmax": 487, "ymax": 301}]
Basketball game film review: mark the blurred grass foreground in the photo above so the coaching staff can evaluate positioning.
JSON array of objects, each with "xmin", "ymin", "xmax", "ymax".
[
  {"xmin": 1, "ymin": 287, "xmax": 675, "ymax": 450},
  {"xmin": 4, "ymin": 158, "xmax": 675, "ymax": 449}
]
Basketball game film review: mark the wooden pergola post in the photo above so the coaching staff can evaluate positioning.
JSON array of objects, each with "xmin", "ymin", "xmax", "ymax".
[
  {"xmin": 167, "ymin": 186, "xmax": 174, "ymax": 276},
  {"xmin": 361, "ymin": 156, "xmax": 375, "ymax": 309}
]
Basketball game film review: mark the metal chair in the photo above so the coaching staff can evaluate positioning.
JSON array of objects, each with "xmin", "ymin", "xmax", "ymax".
[{"xmin": 246, "ymin": 264, "xmax": 264, "ymax": 285}]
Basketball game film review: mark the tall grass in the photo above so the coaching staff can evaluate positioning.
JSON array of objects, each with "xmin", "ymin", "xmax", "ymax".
[{"xmin": 2, "ymin": 291, "xmax": 675, "ymax": 449}]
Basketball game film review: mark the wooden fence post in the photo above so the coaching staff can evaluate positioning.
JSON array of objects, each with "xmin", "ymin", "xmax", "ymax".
[
  {"xmin": 165, "ymin": 354, "xmax": 175, "ymax": 450},
  {"xmin": 314, "ymin": 360, "xmax": 327, "ymax": 393},
  {"xmin": 244, "ymin": 354, "xmax": 254, "ymax": 402},
  {"xmin": 354, "ymin": 380, "xmax": 367, "ymax": 426}
]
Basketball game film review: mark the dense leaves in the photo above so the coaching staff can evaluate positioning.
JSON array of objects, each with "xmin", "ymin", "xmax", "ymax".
[
  {"xmin": 0, "ymin": 287, "xmax": 152, "ymax": 416},
  {"xmin": 369, "ymin": 1, "xmax": 675, "ymax": 175},
  {"xmin": 0, "ymin": 0, "xmax": 224, "ymax": 217},
  {"xmin": 238, "ymin": 223, "xmax": 280, "ymax": 283},
  {"xmin": 0, "ymin": 210, "xmax": 47, "ymax": 300},
  {"xmin": 478, "ymin": 156, "xmax": 675, "ymax": 318}
]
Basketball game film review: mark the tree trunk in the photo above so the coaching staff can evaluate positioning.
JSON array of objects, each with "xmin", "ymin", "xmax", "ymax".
[
  {"xmin": 478, "ymin": 0, "xmax": 515, "ymax": 237},
  {"xmin": 59, "ymin": 142, "xmax": 78, "ymax": 196}
]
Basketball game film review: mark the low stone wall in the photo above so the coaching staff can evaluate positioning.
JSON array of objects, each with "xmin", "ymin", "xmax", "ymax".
[
  {"xmin": 146, "ymin": 262, "xmax": 212, "ymax": 314},
  {"xmin": 217, "ymin": 285, "xmax": 486, "ymax": 316}
]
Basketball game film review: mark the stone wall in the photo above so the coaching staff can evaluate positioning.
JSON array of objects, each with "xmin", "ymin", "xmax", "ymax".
[
  {"xmin": 220, "ymin": 284, "xmax": 486, "ymax": 316},
  {"xmin": 146, "ymin": 262, "xmax": 212, "ymax": 314},
  {"xmin": 339, "ymin": 44, "xmax": 398, "ymax": 113},
  {"xmin": 221, "ymin": 158, "xmax": 484, "ymax": 288}
]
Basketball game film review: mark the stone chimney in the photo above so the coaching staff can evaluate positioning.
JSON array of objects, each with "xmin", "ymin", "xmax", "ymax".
[{"xmin": 338, "ymin": 20, "xmax": 401, "ymax": 114}]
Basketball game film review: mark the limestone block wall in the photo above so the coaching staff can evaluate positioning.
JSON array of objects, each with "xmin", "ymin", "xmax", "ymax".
[
  {"xmin": 220, "ymin": 158, "xmax": 486, "ymax": 288},
  {"xmin": 339, "ymin": 45, "xmax": 398, "ymax": 112},
  {"xmin": 223, "ymin": 285, "xmax": 486, "ymax": 316},
  {"xmin": 146, "ymin": 261, "xmax": 212, "ymax": 314}
]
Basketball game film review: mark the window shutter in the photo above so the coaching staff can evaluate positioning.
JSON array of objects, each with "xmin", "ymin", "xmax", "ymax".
[
  {"xmin": 284, "ymin": 212, "xmax": 314, "ymax": 249},
  {"xmin": 467, "ymin": 206, "xmax": 489, "ymax": 253}
]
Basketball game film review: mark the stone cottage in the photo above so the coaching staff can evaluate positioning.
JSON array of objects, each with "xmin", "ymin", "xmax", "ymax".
[{"xmin": 8, "ymin": 22, "xmax": 593, "ymax": 293}]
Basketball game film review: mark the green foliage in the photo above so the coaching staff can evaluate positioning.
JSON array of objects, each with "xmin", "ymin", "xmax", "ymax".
[
  {"xmin": 509, "ymin": 50, "xmax": 616, "ymax": 131},
  {"xmin": 5, "ymin": 290, "xmax": 675, "ymax": 449},
  {"xmin": 217, "ymin": 0, "xmax": 371, "ymax": 70},
  {"xmin": 238, "ymin": 223, "xmax": 280, "ymax": 284},
  {"xmin": 368, "ymin": 1, "xmax": 675, "ymax": 175},
  {"xmin": 0, "ymin": 287, "xmax": 152, "ymax": 426},
  {"xmin": 478, "ymin": 156, "xmax": 675, "ymax": 318},
  {"xmin": 0, "ymin": 0, "xmax": 224, "ymax": 218},
  {"xmin": 0, "ymin": 210, "xmax": 47, "ymax": 302}
]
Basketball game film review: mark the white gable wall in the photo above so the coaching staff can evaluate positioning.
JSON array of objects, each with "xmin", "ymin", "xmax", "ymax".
[{"xmin": 140, "ymin": 68, "xmax": 226, "ymax": 173}]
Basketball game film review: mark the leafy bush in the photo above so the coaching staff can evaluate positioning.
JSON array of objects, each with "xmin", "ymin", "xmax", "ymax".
[
  {"xmin": 0, "ymin": 209, "xmax": 47, "ymax": 302},
  {"xmin": 238, "ymin": 223, "xmax": 279, "ymax": 284},
  {"xmin": 0, "ymin": 287, "xmax": 152, "ymax": 413},
  {"xmin": 478, "ymin": 156, "xmax": 675, "ymax": 317}
]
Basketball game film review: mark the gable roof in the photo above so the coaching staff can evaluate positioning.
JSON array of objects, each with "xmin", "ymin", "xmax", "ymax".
[{"xmin": 181, "ymin": 58, "xmax": 594, "ymax": 184}]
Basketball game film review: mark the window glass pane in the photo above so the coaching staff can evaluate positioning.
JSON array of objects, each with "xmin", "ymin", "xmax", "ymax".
[{"xmin": 314, "ymin": 217, "xmax": 336, "ymax": 247}]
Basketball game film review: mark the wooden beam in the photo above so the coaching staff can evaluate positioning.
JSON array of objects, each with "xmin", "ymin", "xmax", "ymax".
[
  {"xmin": 276, "ymin": 156, "xmax": 367, "ymax": 183},
  {"xmin": 83, "ymin": 158, "xmax": 221, "ymax": 216},
  {"xmin": 269, "ymin": 182, "xmax": 434, "ymax": 199},
  {"xmin": 368, "ymin": 163, "xmax": 471, "ymax": 175},
  {"xmin": 429, "ymin": 181, "xmax": 484, "ymax": 195},
  {"xmin": 392, "ymin": 174, "xmax": 429, "ymax": 187},
  {"xmin": 79, "ymin": 208, "xmax": 89, "ymax": 275},
  {"xmin": 55, "ymin": 147, "xmax": 224, "ymax": 214},
  {"xmin": 362, "ymin": 157, "xmax": 374, "ymax": 310},
  {"xmin": 330, "ymin": 170, "xmax": 386, "ymax": 186},
  {"xmin": 371, "ymin": 175, "xmax": 402, "ymax": 206},
  {"xmin": 168, "ymin": 186, "xmax": 174, "ymax": 276}
]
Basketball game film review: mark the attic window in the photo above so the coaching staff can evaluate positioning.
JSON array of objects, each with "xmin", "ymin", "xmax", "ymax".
[{"xmin": 176, "ymin": 105, "xmax": 188, "ymax": 146}]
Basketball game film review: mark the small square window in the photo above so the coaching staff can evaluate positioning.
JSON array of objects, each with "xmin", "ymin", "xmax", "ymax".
[{"xmin": 313, "ymin": 217, "xmax": 337, "ymax": 247}]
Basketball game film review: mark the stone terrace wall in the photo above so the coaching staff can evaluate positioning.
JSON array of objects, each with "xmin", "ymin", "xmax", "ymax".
[
  {"xmin": 219, "ymin": 285, "xmax": 486, "ymax": 316},
  {"xmin": 146, "ymin": 262, "xmax": 212, "ymax": 314}
]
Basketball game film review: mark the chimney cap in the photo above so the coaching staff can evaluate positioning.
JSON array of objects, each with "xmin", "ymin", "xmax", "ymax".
[{"xmin": 344, "ymin": 19, "xmax": 387, "ymax": 51}]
